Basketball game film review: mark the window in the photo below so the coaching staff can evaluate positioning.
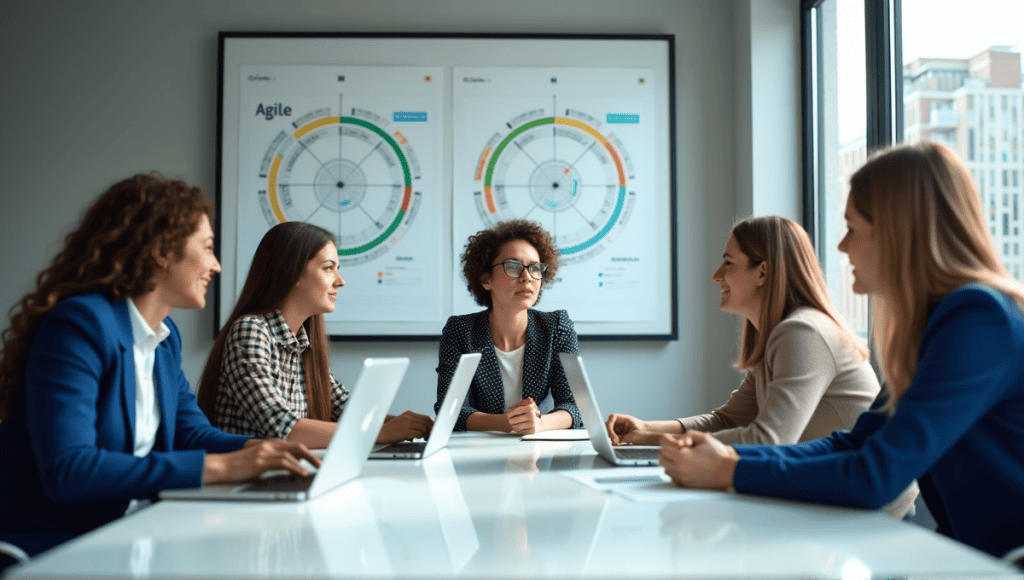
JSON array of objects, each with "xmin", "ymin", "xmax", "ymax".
[
  {"xmin": 805, "ymin": 0, "xmax": 1024, "ymax": 298},
  {"xmin": 803, "ymin": 0, "xmax": 872, "ymax": 336}
]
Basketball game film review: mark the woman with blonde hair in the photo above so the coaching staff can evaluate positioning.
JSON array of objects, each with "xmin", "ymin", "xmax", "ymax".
[
  {"xmin": 607, "ymin": 216, "xmax": 880, "ymax": 446},
  {"xmin": 658, "ymin": 142, "xmax": 1024, "ymax": 558}
]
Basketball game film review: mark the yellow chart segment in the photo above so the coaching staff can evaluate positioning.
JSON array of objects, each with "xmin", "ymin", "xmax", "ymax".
[
  {"xmin": 268, "ymin": 117, "xmax": 342, "ymax": 223},
  {"xmin": 554, "ymin": 117, "xmax": 626, "ymax": 186},
  {"xmin": 268, "ymin": 155, "xmax": 286, "ymax": 222},
  {"xmin": 294, "ymin": 116, "xmax": 340, "ymax": 138}
]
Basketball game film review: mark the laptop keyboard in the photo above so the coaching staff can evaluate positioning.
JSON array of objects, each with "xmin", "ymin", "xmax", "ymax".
[
  {"xmin": 614, "ymin": 447, "xmax": 659, "ymax": 461},
  {"xmin": 245, "ymin": 473, "xmax": 315, "ymax": 493},
  {"xmin": 378, "ymin": 441, "xmax": 426, "ymax": 454}
]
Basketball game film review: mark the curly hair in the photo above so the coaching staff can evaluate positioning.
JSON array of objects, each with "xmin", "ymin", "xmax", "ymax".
[
  {"xmin": 461, "ymin": 219, "xmax": 560, "ymax": 308},
  {"xmin": 0, "ymin": 173, "xmax": 212, "ymax": 419}
]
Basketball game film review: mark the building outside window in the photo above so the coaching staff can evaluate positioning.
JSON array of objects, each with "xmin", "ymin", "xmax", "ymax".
[{"xmin": 806, "ymin": 0, "xmax": 1024, "ymax": 341}]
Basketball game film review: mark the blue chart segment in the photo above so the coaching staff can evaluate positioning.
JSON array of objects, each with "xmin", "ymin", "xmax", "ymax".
[{"xmin": 472, "ymin": 109, "xmax": 636, "ymax": 264}]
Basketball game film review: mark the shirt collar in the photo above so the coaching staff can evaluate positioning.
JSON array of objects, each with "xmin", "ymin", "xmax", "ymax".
[
  {"xmin": 265, "ymin": 309, "xmax": 310, "ymax": 352},
  {"xmin": 125, "ymin": 297, "xmax": 171, "ymax": 348}
]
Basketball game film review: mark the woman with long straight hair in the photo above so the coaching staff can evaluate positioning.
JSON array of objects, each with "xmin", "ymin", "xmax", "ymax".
[
  {"xmin": 607, "ymin": 216, "xmax": 880, "ymax": 446},
  {"xmin": 658, "ymin": 142, "xmax": 1024, "ymax": 559},
  {"xmin": 198, "ymin": 221, "xmax": 432, "ymax": 447},
  {"xmin": 0, "ymin": 174, "xmax": 317, "ymax": 557}
]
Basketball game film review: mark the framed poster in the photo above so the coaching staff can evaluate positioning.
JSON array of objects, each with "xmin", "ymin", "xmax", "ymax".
[{"xmin": 217, "ymin": 33, "xmax": 677, "ymax": 340}]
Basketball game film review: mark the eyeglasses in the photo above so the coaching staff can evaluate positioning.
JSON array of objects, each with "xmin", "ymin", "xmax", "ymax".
[{"xmin": 491, "ymin": 259, "xmax": 548, "ymax": 280}]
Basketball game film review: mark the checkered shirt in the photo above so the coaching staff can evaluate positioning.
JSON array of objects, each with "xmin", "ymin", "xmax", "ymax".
[{"xmin": 212, "ymin": 310, "xmax": 349, "ymax": 439}]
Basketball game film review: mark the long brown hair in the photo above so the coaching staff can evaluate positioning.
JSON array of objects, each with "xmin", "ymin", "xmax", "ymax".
[
  {"xmin": 733, "ymin": 216, "xmax": 868, "ymax": 371},
  {"xmin": 197, "ymin": 222, "xmax": 336, "ymax": 422},
  {"xmin": 849, "ymin": 142, "xmax": 1024, "ymax": 403},
  {"xmin": 0, "ymin": 174, "xmax": 211, "ymax": 420}
]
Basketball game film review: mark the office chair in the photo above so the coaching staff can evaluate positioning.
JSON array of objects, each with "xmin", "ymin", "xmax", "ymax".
[
  {"xmin": 0, "ymin": 541, "xmax": 30, "ymax": 574},
  {"xmin": 1004, "ymin": 545, "xmax": 1024, "ymax": 571}
]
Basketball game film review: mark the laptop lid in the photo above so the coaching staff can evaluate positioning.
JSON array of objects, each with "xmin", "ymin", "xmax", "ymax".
[
  {"xmin": 308, "ymin": 357, "xmax": 409, "ymax": 497},
  {"xmin": 160, "ymin": 357, "xmax": 408, "ymax": 501},
  {"xmin": 558, "ymin": 353, "xmax": 658, "ymax": 466},
  {"xmin": 423, "ymin": 352, "xmax": 481, "ymax": 457},
  {"xmin": 369, "ymin": 352, "xmax": 480, "ymax": 459}
]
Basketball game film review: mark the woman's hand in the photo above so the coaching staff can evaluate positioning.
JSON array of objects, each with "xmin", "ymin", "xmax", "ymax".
[
  {"xmin": 605, "ymin": 413, "xmax": 658, "ymax": 445},
  {"xmin": 201, "ymin": 439, "xmax": 320, "ymax": 484},
  {"xmin": 658, "ymin": 431, "xmax": 739, "ymax": 491},
  {"xmin": 377, "ymin": 411, "xmax": 434, "ymax": 444},
  {"xmin": 506, "ymin": 397, "xmax": 543, "ymax": 435}
]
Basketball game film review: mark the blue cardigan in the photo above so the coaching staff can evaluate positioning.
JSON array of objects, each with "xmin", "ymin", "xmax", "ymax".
[
  {"xmin": 435, "ymin": 309, "xmax": 582, "ymax": 431},
  {"xmin": 732, "ymin": 285, "xmax": 1024, "ymax": 558},
  {"xmin": 0, "ymin": 293, "xmax": 248, "ymax": 536}
]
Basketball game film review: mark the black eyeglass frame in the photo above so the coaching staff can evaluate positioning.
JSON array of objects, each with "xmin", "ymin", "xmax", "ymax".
[{"xmin": 491, "ymin": 259, "xmax": 549, "ymax": 280}]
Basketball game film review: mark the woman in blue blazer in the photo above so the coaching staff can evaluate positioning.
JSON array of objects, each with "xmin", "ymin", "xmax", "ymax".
[
  {"xmin": 0, "ymin": 174, "xmax": 317, "ymax": 556},
  {"xmin": 437, "ymin": 219, "xmax": 581, "ymax": 434},
  {"xmin": 657, "ymin": 143, "xmax": 1024, "ymax": 559}
]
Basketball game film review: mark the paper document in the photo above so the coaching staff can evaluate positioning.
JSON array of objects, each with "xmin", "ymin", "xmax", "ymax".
[
  {"xmin": 520, "ymin": 429, "xmax": 590, "ymax": 441},
  {"xmin": 563, "ymin": 467, "xmax": 716, "ymax": 503}
]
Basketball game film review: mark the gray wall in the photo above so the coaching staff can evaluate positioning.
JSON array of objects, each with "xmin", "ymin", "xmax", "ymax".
[{"xmin": 0, "ymin": 0, "xmax": 798, "ymax": 421}]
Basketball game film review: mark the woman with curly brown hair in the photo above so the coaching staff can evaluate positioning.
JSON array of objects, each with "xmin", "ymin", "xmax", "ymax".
[
  {"xmin": 436, "ymin": 219, "xmax": 581, "ymax": 434},
  {"xmin": 0, "ymin": 174, "xmax": 317, "ymax": 557}
]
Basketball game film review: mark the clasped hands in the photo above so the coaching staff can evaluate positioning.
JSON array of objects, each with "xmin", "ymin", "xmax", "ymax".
[
  {"xmin": 605, "ymin": 413, "xmax": 738, "ymax": 491},
  {"xmin": 505, "ymin": 397, "xmax": 543, "ymax": 435}
]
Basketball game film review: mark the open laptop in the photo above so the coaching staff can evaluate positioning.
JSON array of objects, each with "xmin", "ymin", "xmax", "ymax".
[
  {"xmin": 369, "ymin": 352, "xmax": 481, "ymax": 459},
  {"xmin": 559, "ymin": 353, "xmax": 660, "ymax": 466},
  {"xmin": 160, "ymin": 357, "xmax": 409, "ymax": 501}
]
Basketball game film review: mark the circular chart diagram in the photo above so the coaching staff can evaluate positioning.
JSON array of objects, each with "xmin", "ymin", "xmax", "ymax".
[
  {"xmin": 472, "ymin": 109, "xmax": 636, "ymax": 263},
  {"xmin": 257, "ymin": 108, "xmax": 422, "ymax": 265}
]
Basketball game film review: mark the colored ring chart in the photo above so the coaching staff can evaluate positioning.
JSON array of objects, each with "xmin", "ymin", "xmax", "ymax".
[
  {"xmin": 473, "ymin": 109, "xmax": 636, "ymax": 263},
  {"xmin": 257, "ymin": 107, "xmax": 422, "ymax": 265}
]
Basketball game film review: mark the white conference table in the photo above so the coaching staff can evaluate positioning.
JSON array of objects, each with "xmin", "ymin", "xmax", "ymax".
[{"xmin": 7, "ymin": 432, "xmax": 1020, "ymax": 579}]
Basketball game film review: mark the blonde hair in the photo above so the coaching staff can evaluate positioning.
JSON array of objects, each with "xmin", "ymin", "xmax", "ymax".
[
  {"xmin": 849, "ymin": 142, "xmax": 1024, "ymax": 403},
  {"xmin": 732, "ymin": 216, "xmax": 868, "ymax": 371}
]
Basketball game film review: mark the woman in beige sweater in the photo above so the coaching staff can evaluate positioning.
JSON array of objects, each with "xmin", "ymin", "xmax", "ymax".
[{"xmin": 607, "ymin": 216, "xmax": 879, "ymax": 446}]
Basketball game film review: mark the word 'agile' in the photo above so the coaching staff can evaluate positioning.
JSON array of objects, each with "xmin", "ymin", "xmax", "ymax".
[{"xmin": 256, "ymin": 103, "xmax": 292, "ymax": 121}]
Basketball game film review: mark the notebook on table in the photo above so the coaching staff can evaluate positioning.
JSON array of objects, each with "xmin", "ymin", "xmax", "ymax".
[
  {"xmin": 369, "ymin": 352, "xmax": 481, "ymax": 460},
  {"xmin": 159, "ymin": 357, "xmax": 409, "ymax": 501},
  {"xmin": 558, "ymin": 353, "xmax": 660, "ymax": 467}
]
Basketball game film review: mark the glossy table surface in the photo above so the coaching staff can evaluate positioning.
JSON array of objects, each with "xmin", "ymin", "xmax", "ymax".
[{"xmin": 8, "ymin": 432, "xmax": 1020, "ymax": 579}]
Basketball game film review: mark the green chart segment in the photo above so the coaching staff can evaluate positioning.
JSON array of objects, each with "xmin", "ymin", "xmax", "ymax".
[
  {"xmin": 480, "ymin": 116, "xmax": 628, "ymax": 255},
  {"xmin": 263, "ymin": 113, "xmax": 418, "ymax": 263}
]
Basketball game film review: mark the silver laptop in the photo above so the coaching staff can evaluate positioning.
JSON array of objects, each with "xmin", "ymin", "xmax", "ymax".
[
  {"xmin": 369, "ymin": 353, "xmax": 481, "ymax": 459},
  {"xmin": 160, "ymin": 357, "xmax": 409, "ymax": 501},
  {"xmin": 559, "ymin": 353, "xmax": 660, "ymax": 466}
]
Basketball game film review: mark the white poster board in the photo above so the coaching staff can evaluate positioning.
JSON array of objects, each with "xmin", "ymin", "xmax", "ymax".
[{"xmin": 218, "ymin": 33, "xmax": 677, "ymax": 339}]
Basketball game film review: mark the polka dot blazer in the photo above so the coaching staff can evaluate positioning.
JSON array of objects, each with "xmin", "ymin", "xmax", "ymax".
[{"xmin": 435, "ymin": 309, "xmax": 582, "ymax": 431}]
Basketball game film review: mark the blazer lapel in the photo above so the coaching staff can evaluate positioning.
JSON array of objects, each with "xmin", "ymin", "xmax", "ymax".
[
  {"xmin": 111, "ymin": 299, "xmax": 137, "ymax": 444},
  {"xmin": 474, "ymin": 312, "xmax": 502, "ymax": 399},
  {"xmin": 154, "ymin": 342, "xmax": 176, "ymax": 451},
  {"xmin": 521, "ymin": 311, "xmax": 545, "ymax": 401}
]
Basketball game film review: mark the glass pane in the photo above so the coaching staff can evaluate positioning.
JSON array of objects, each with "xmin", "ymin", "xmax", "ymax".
[
  {"xmin": 901, "ymin": 0, "xmax": 1024, "ymax": 282},
  {"xmin": 814, "ymin": 0, "xmax": 871, "ymax": 337}
]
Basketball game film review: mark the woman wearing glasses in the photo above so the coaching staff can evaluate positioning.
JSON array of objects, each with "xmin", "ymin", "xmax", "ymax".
[{"xmin": 437, "ymin": 219, "xmax": 582, "ymax": 434}]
